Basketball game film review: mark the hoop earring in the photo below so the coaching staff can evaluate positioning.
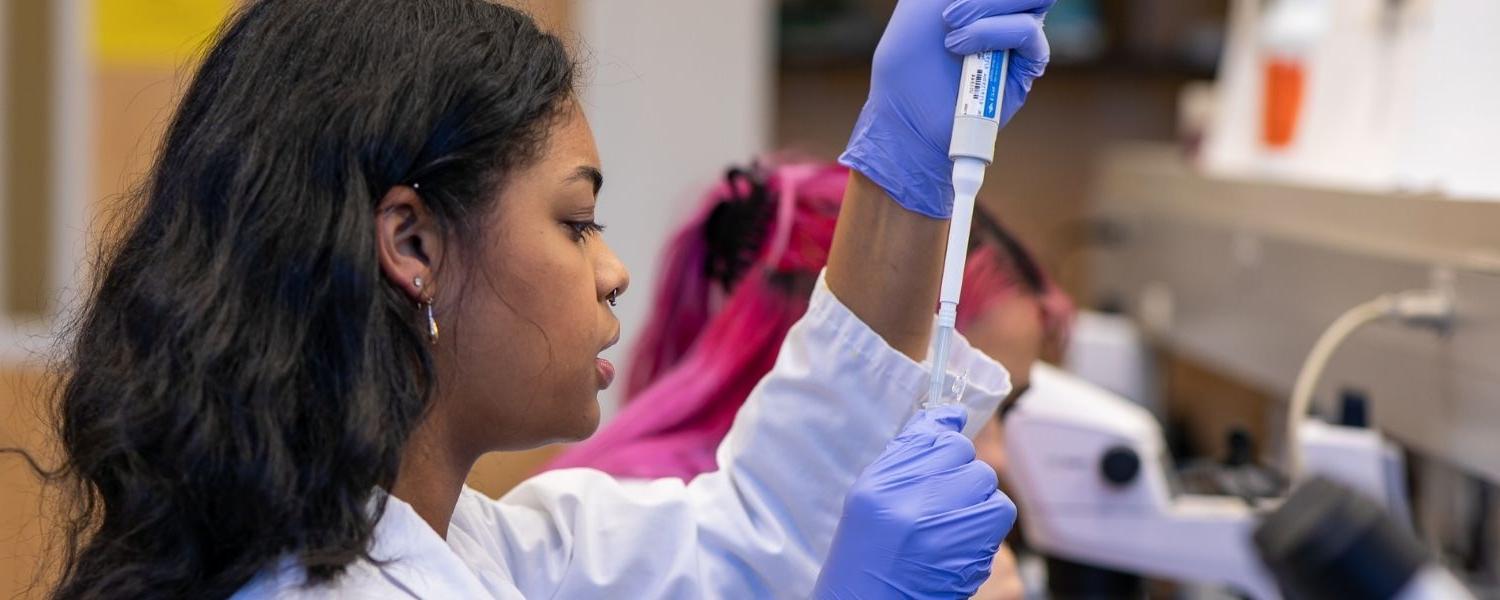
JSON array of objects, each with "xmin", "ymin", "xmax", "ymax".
[
  {"xmin": 424, "ymin": 302, "xmax": 439, "ymax": 344},
  {"xmin": 414, "ymin": 276, "xmax": 439, "ymax": 344}
]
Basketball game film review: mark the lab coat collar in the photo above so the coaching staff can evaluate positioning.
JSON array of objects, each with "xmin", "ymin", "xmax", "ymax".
[{"xmin": 366, "ymin": 489, "xmax": 494, "ymax": 598}]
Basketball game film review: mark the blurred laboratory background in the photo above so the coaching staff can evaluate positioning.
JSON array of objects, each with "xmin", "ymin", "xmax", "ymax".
[{"xmin": 2, "ymin": 0, "xmax": 1497, "ymax": 598}]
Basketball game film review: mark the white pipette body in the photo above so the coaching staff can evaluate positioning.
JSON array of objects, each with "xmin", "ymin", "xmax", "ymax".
[{"xmin": 925, "ymin": 50, "xmax": 1008, "ymax": 409}]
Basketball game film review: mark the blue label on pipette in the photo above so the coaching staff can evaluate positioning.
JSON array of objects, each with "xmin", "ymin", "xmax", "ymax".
[
  {"xmin": 957, "ymin": 51, "xmax": 1004, "ymax": 123},
  {"xmin": 983, "ymin": 51, "xmax": 1002, "ymax": 119}
]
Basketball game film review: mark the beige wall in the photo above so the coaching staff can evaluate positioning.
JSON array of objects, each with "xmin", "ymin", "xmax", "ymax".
[{"xmin": 0, "ymin": 368, "xmax": 55, "ymax": 598}]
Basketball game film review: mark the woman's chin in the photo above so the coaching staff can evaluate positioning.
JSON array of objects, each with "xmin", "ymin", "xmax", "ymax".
[{"xmin": 559, "ymin": 398, "xmax": 602, "ymax": 442}]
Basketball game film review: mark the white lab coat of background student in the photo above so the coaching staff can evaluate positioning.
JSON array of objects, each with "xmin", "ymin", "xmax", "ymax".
[{"xmin": 232, "ymin": 276, "xmax": 1010, "ymax": 598}]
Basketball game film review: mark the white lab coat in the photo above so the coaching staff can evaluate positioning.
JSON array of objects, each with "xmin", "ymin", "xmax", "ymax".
[{"xmin": 233, "ymin": 273, "xmax": 1009, "ymax": 599}]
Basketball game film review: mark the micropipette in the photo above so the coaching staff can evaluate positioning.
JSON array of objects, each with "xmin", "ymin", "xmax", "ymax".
[{"xmin": 925, "ymin": 50, "xmax": 1009, "ymax": 409}]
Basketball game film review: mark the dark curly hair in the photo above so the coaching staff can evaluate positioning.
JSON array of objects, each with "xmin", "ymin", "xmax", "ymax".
[{"xmin": 30, "ymin": 0, "xmax": 574, "ymax": 597}]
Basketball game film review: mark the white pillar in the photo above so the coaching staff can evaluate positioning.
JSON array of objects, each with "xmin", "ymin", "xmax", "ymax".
[{"xmin": 575, "ymin": 0, "xmax": 774, "ymax": 415}]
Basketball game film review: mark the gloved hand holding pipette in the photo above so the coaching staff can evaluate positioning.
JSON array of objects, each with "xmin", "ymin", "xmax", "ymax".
[
  {"xmin": 841, "ymin": 0, "xmax": 1051, "ymax": 219},
  {"xmin": 815, "ymin": 406, "xmax": 1016, "ymax": 599}
]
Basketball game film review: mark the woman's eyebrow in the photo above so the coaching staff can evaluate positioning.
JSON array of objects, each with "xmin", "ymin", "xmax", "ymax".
[{"xmin": 565, "ymin": 165, "xmax": 603, "ymax": 196}]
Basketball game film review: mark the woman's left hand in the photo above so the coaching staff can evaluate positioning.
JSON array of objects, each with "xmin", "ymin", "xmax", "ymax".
[{"xmin": 814, "ymin": 405, "xmax": 1015, "ymax": 599}]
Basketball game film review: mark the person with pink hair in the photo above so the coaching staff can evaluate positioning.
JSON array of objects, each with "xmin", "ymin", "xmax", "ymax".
[{"xmin": 545, "ymin": 159, "xmax": 1074, "ymax": 598}]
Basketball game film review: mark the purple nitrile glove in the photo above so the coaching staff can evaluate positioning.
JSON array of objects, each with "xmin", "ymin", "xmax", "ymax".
[
  {"xmin": 840, "ymin": 0, "xmax": 1052, "ymax": 218},
  {"xmin": 813, "ymin": 404, "xmax": 1017, "ymax": 599}
]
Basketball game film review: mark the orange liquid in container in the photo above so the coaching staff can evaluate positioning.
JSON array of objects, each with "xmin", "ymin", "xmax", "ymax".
[{"xmin": 1262, "ymin": 57, "xmax": 1305, "ymax": 149}]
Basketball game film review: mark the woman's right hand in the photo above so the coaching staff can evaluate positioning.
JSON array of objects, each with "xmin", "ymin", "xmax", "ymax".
[
  {"xmin": 813, "ymin": 405, "xmax": 1016, "ymax": 599},
  {"xmin": 840, "ymin": 0, "xmax": 1052, "ymax": 219}
]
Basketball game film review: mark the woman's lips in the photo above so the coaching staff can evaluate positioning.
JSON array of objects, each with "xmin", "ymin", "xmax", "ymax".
[{"xmin": 595, "ymin": 357, "xmax": 615, "ymax": 390}]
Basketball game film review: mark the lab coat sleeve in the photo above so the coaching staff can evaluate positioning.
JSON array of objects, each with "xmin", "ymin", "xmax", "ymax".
[{"xmin": 455, "ymin": 271, "xmax": 1010, "ymax": 598}]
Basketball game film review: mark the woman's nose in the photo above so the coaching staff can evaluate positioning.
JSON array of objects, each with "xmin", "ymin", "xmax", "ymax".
[{"xmin": 596, "ymin": 242, "xmax": 630, "ymax": 302}]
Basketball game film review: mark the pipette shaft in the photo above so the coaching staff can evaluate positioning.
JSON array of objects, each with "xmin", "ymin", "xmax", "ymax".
[{"xmin": 925, "ymin": 50, "xmax": 1008, "ymax": 408}]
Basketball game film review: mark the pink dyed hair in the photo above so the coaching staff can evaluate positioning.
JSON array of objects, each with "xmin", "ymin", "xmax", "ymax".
[
  {"xmin": 545, "ymin": 159, "xmax": 1072, "ymax": 480},
  {"xmin": 620, "ymin": 161, "xmax": 844, "ymax": 401}
]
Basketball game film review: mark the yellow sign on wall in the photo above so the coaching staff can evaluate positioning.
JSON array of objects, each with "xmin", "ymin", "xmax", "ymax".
[{"xmin": 94, "ymin": 0, "xmax": 234, "ymax": 68}]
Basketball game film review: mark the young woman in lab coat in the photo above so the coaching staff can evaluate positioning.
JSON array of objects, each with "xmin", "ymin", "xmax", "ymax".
[{"xmin": 37, "ymin": 0, "xmax": 1053, "ymax": 597}]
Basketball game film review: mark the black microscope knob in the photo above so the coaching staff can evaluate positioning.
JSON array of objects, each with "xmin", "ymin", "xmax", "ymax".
[{"xmin": 1101, "ymin": 446, "xmax": 1141, "ymax": 486}]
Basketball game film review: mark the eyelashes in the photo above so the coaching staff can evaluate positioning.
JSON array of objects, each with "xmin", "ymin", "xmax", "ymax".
[{"xmin": 564, "ymin": 220, "xmax": 606, "ymax": 241}]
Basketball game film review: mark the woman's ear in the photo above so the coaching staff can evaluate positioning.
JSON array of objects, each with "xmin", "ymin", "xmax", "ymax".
[{"xmin": 375, "ymin": 185, "xmax": 445, "ymax": 302}]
